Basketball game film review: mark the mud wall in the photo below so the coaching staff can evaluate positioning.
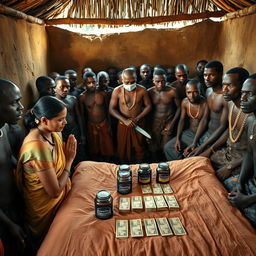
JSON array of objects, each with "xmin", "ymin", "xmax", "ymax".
[{"xmin": 0, "ymin": 14, "xmax": 49, "ymax": 108}]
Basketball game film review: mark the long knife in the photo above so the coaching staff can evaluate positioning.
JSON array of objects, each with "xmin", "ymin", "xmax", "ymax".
[{"xmin": 134, "ymin": 125, "xmax": 151, "ymax": 139}]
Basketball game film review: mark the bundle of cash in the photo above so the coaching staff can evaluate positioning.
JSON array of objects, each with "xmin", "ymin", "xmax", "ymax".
[
  {"xmin": 116, "ymin": 220, "xmax": 129, "ymax": 239},
  {"xmin": 161, "ymin": 183, "xmax": 174, "ymax": 194},
  {"xmin": 130, "ymin": 219, "xmax": 144, "ymax": 237},
  {"xmin": 152, "ymin": 183, "xmax": 163, "ymax": 194},
  {"xmin": 141, "ymin": 184, "xmax": 152, "ymax": 194},
  {"xmin": 155, "ymin": 217, "xmax": 173, "ymax": 236},
  {"xmin": 153, "ymin": 195, "xmax": 168, "ymax": 211},
  {"xmin": 131, "ymin": 196, "xmax": 143, "ymax": 212},
  {"xmin": 164, "ymin": 195, "xmax": 180, "ymax": 210},
  {"xmin": 143, "ymin": 195, "xmax": 156, "ymax": 212},
  {"xmin": 144, "ymin": 218, "xmax": 159, "ymax": 237},
  {"xmin": 168, "ymin": 217, "xmax": 187, "ymax": 236},
  {"xmin": 119, "ymin": 197, "xmax": 130, "ymax": 213}
]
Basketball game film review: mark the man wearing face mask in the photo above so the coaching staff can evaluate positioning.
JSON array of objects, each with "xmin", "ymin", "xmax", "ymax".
[{"xmin": 109, "ymin": 68, "xmax": 152, "ymax": 163}]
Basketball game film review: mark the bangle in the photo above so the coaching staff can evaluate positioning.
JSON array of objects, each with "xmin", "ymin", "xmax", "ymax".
[{"xmin": 64, "ymin": 168, "xmax": 71, "ymax": 176}]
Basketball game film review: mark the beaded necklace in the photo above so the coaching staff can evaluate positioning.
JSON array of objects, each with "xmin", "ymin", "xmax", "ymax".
[
  {"xmin": 188, "ymin": 102, "xmax": 200, "ymax": 119},
  {"xmin": 122, "ymin": 87, "xmax": 137, "ymax": 110},
  {"xmin": 229, "ymin": 103, "xmax": 248, "ymax": 143}
]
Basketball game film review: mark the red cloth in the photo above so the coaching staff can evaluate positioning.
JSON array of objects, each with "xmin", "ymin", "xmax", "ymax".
[
  {"xmin": 38, "ymin": 157, "xmax": 256, "ymax": 256},
  {"xmin": 0, "ymin": 240, "xmax": 4, "ymax": 256}
]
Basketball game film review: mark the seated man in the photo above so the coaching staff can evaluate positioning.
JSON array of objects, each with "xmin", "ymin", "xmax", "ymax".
[
  {"xmin": 208, "ymin": 68, "xmax": 249, "ymax": 181},
  {"xmin": 148, "ymin": 69, "xmax": 181, "ymax": 161},
  {"xmin": 79, "ymin": 72, "xmax": 114, "ymax": 161},
  {"xmin": 228, "ymin": 74, "xmax": 256, "ymax": 228},
  {"xmin": 0, "ymin": 78, "xmax": 27, "ymax": 255},
  {"xmin": 170, "ymin": 64, "xmax": 189, "ymax": 100},
  {"xmin": 164, "ymin": 79, "xmax": 208, "ymax": 160},
  {"xmin": 109, "ymin": 68, "xmax": 151, "ymax": 163}
]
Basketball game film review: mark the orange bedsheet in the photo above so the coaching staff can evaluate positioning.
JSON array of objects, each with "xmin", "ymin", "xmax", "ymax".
[{"xmin": 38, "ymin": 157, "xmax": 256, "ymax": 256}]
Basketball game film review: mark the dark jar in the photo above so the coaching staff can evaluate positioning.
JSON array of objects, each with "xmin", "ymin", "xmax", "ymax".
[
  {"xmin": 138, "ymin": 163, "xmax": 152, "ymax": 185},
  {"xmin": 156, "ymin": 162, "xmax": 170, "ymax": 184},
  {"xmin": 117, "ymin": 170, "xmax": 132, "ymax": 194},
  {"xmin": 95, "ymin": 190, "xmax": 113, "ymax": 220}
]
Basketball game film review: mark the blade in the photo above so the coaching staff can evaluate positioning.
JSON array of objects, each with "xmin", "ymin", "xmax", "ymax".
[{"xmin": 134, "ymin": 125, "xmax": 151, "ymax": 139}]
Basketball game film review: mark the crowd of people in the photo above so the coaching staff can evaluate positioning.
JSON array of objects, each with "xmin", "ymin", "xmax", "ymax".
[{"xmin": 0, "ymin": 60, "xmax": 256, "ymax": 255}]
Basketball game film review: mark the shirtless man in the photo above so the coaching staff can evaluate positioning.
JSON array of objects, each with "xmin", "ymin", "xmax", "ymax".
[
  {"xmin": 185, "ymin": 61, "xmax": 228, "ymax": 157},
  {"xmin": 79, "ymin": 72, "xmax": 114, "ymax": 161},
  {"xmin": 97, "ymin": 71, "xmax": 114, "ymax": 95},
  {"xmin": 164, "ymin": 79, "xmax": 208, "ymax": 160},
  {"xmin": 107, "ymin": 66, "xmax": 119, "ymax": 88},
  {"xmin": 109, "ymin": 68, "xmax": 151, "ymax": 163},
  {"xmin": 227, "ymin": 74, "xmax": 256, "ymax": 228},
  {"xmin": 138, "ymin": 64, "xmax": 153, "ymax": 89},
  {"xmin": 170, "ymin": 64, "xmax": 189, "ymax": 100},
  {"xmin": 208, "ymin": 68, "xmax": 249, "ymax": 181},
  {"xmin": 0, "ymin": 78, "xmax": 26, "ymax": 255},
  {"xmin": 148, "ymin": 69, "xmax": 181, "ymax": 161},
  {"xmin": 55, "ymin": 76, "xmax": 79, "ymax": 143},
  {"xmin": 64, "ymin": 69, "xmax": 80, "ymax": 98}
]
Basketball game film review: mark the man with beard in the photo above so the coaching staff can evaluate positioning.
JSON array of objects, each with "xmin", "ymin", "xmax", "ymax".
[
  {"xmin": 206, "ymin": 68, "xmax": 249, "ymax": 181},
  {"xmin": 164, "ymin": 79, "xmax": 208, "ymax": 160},
  {"xmin": 170, "ymin": 64, "xmax": 189, "ymax": 100},
  {"xmin": 194, "ymin": 60, "xmax": 208, "ymax": 96},
  {"xmin": 227, "ymin": 74, "xmax": 256, "ymax": 228},
  {"xmin": 138, "ymin": 64, "xmax": 153, "ymax": 89},
  {"xmin": 0, "ymin": 78, "xmax": 26, "ymax": 255},
  {"xmin": 79, "ymin": 72, "xmax": 114, "ymax": 161},
  {"xmin": 148, "ymin": 69, "xmax": 181, "ymax": 161},
  {"xmin": 109, "ymin": 68, "xmax": 151, "ymax": 163},
  {"xmin": 184, "ymin": 61, "xmax": 228, "ymax": 157}
]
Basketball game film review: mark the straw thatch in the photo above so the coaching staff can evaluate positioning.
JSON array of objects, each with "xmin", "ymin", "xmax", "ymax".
[{"xmin": 0, "ymin": 0, "xmax": 255, "ymax": 25}]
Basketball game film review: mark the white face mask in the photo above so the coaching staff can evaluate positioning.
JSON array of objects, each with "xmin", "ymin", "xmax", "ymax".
[{"xmin": 123, "ymin": 82, "xmax": 137, "ymax": 91}]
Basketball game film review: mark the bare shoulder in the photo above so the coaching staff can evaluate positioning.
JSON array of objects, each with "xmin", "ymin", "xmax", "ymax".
[
  {"xmin": 166, "ymin": 85, "xmax": 178, "ymax": 96},
  {"xmin": 206, "ymin": 87, "xmax": 213, "ymax": 97},
  {"xmin": 137, "ymin": 84, "xmax": 147, "ymax": 92},
  {"xmin": 181, "ymin": 97, "xmax": 189, "ymax": 107},
  {"xmin": 112, "ymin": 85, "xmax": 123, "ymax": 95}
]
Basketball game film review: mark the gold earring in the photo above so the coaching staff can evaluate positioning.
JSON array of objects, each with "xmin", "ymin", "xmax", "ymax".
[{"xmin": 35, "ymin": 119, "xmax": 39, "ymax": 124}]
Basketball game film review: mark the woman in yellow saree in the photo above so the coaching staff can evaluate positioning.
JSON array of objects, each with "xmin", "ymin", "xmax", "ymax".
[{"xmin": 16, "ymin": 96, "xmax": 77, "ymax": 245}]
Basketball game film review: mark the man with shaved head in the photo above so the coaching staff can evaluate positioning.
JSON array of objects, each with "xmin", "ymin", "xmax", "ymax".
[
  {"xmin": 138, "ymin": 64, "xmax": 153, "ymax": 89},
  {"xmin": 64, "ymin": 69, "xmax": 80, "ymax": 98},
  {"xmin": 109, "ymin": 68, "xmax": 152, "ymax": 163},
  {"xmin": 170, "ymin": 64, "xmax": 189, "ymax": 100},
  {"xmin": 36, "ymin": 76, "xmax": 56, "ymax": 98},
  {"xmin": 0, "ymin": 78, "xmax": 26, "ymax": 255}
]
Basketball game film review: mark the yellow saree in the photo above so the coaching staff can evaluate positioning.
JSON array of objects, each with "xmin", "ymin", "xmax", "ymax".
[{"xmin": 16, "ymin": 133, "xmax": 71, "ymax": 242}]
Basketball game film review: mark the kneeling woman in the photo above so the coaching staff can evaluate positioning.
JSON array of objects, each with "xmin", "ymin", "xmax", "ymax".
[{"xmin": 16, "ymin": 96, "xmax": 77, "ymax": 245}]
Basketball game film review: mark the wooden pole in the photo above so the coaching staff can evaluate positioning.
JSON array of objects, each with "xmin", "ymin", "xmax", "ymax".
[
  {"xmin": 0, "ymin": 4, "xmax": 45, "ymax": 25},
  {"xmin": 45, "ymin": 10, "xmax": 226, "ymax": 26}
]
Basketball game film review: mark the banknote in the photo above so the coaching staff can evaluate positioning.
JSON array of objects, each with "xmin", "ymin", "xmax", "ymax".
[
  {"xmin": 152, "ymin": 183, "xmax": 163, "ymax": 194},
  {"xmin": 161, "ymin": 183, "xmax": 174, "ymax": 194},
  {"xmin": 141, "ymin": 184, "xmax": 152, "ymax": 194},
  {"xmin": 130, "ymin": 219, "xmax": 144, "ymax": 237},
  {"xmin": 154, "ymin": 195, "xmax": 168, "ymax": 211},
  {"xmin": 116, "ymin": 220, "xmax": 129, "ymax": 239},
  {"xmin": 119, "ymin": 197, "xmax": 130, "ymax": 213},
  {"xmin": 143, "ymin": 195, "xmax": 156, "ymax": 212},
  {"xmin": 168, "ymin": 217, "xmax": 187, "ymax": 235},
  {"xmin": 144, "ymin": 218, "xmax": 159, "ymax": 236},
  {"xmin": 131, "ymin": 196, "xmax": 143, "ymax": 211},
  {"xmin": 155, "ymin": 217, "xmax": 173, "ymax": 236},
  {"xmin": 164, "ymin": 195, "xmax": 179, "ymax": 210}
]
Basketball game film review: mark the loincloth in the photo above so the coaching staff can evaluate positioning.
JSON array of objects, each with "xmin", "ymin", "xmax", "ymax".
[{"xmin": 87, "ymin": 119, "xmax": 114, "ymax": 157}]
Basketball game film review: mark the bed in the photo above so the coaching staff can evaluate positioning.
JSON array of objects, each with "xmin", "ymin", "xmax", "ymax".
[{"xmin": 37, "ymin": 157, "xmax": 256, "ymax": 256}]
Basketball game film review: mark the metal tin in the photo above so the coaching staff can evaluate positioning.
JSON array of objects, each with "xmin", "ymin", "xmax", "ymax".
[
  {"xmin": 156, "ymin": 162, "xmax": 170, "ymax": 184},
  {"xmin": 138, "ymin": 163, "xmax": 152, "ymax": 184},
  {"xmin": 95, "ymin": 190, "xmax": 113, "ymax": 219}
]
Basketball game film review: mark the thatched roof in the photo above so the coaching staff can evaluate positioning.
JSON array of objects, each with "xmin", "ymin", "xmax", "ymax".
[{"xmin": 0, "ymin": 0, "xmax": 255, "ymax": 25}]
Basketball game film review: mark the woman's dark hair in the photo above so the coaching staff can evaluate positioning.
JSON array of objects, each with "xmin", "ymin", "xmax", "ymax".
[{"xmin": 24, "ymin": 96, "xmax": 66, "ymax": 130}]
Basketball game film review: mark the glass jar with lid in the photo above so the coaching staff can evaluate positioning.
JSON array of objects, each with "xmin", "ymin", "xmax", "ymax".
[
  {"xmin": 156, "ymin": 162, "xmax": 170, "ymax": 184},
  {"xmin": 95, "ymin": 190, "xmax": 113, "ymax": 219},
  {"xmin": 117, "ymin": 170, "xmax": 132, "ymax": 194},
  {"xmin": 138, "ymin": 163, "xmax": 152, "ymax": 184}
]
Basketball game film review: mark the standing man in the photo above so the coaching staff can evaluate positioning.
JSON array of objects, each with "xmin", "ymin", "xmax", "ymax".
[
  {"xmin": 185, "ymin": 61, "xmax": 228, "ymax": 157},
  {"xmin": 65, "ymin": 69, "xmax": 81, "ymax": 98},
  {"xmin": 170, "ymin": 64, "xmax": 189, "ymax": 100},
  {"xmin": 164, "ymin": 79, "xmax": 208, "ymax": 160},
  {"xmin": 36, "ymin": 76, "xmax": 56, "ymax": 98},
  {"xmin": 109, "ymin": 68, "xmax": 152, "ymax": 163},
  {"xmin": 194, "ymin": 60, "xmax": 208, "ymax": 96},
  {"xmin": 138, "ymin": 64, "xmax": 153, "ymax": 89},
  {"xmin": 79, "ymin": 72, "xmax": 114, "ymax": 161},
  {"xmin": 0, "ymin": 78, "xmax": 26, "ymax": 255},
  {"xmin": 148, "ymin": 69, "xmax": 181, "ymax": 161},
  {"xmin": 228, "ymin": 74, "xmax": 256, "ymax": 228}
]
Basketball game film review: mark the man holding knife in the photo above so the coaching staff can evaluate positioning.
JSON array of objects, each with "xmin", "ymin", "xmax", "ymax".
[{"xmin": 109, "ymin": 68, "xmax": 152, "ymax": 163}]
